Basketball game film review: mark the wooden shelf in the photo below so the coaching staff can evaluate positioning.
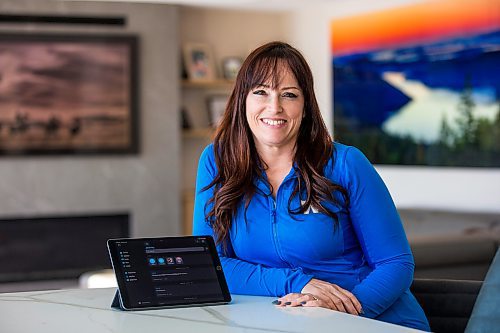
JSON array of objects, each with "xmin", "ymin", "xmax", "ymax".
[
  {"xmin": 181, "ymin": 79, "xmax": 235, "ymax": 89},
  {"xmin": 182, "ymin": 128, "xmax": 214, "ymax": 139}
]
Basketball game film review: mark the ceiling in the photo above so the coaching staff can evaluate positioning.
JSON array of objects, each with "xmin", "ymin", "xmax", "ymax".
[{"xmin": 61, "ymin": 0, "xmax": 340, "ymax": 11}]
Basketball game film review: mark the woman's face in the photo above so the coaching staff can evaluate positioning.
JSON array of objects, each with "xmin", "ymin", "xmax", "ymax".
[{"xmin": 245, "ymin": 66, "xmax": 304, "ymax": 152}]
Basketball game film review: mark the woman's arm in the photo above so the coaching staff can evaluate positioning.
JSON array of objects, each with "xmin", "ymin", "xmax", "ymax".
[
  {"xmin": 343, "ymin": 147, "xmax": 415, "ymax": 318},
  {"xmin": 192, "ymin": 145, "xmax": 314, "ymax": 296}
]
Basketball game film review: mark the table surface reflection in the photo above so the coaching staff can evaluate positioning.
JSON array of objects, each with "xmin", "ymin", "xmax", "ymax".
[{"xmin": 0, "ymin": 287, "xmax": 425, "ymax": 333}]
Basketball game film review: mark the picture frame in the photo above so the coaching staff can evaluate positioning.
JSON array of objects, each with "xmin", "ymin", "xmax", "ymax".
[
  {"xmin": 331, "ymin": 0, "xmax": 500, "ymax": 167},
  {"xmin": 0, "ymin": 33, "xmax": 139, "ymax": 155},
  {"xmin": 206, "ymin": 95, "xmax": 229, "ymax": 127},
  {"xmin": 222, "ymin": 57, "xmax": 243, "ymax": 80},
  {"xmin": 183, "ymin": 43, "xmax": 216, "ymax": 82}
]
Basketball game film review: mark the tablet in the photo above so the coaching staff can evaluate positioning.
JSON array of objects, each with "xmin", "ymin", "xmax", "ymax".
[{"xmin": 107, "ymin": 236, "xmax": 231, "ymax": 310}]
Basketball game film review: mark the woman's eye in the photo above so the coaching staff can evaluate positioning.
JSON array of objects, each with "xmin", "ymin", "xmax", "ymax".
[
  {"xmin": 282, "ymin": 92, "xmax": 298, "ymax": 98},
  {"xmin": 252, "ymin": 89, "xmax": 266, "ymax": 95}
]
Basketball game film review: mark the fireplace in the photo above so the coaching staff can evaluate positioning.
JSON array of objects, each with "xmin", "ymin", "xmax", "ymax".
[{"xmin": 0, "ymin": 213, "xmax": 129, "ymax": 282}]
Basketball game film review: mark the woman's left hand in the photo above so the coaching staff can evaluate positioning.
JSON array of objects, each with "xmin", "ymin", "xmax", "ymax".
[
  {"xmin": 274, "ymin": 279, "xmax": 363, "ymax": 316},
  {"xmin": 274, "ymin": 292, "xmax": 318, "ymax": 308},
  {"xmin": 275, "ymin": 291, "xmax": 362, "ymax": 315}
]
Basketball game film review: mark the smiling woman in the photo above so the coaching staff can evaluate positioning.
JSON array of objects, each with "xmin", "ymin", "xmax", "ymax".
[
  {"xmin": 245, "ymin": 66, "xmax": 304, "ymax": 159},
  {"xmin": 244, "ymin": 66, "xmax": 305, "ymax": 196},
  {"xmin": 192, "ymin": 41, "xmax": 430, "ymax": 331}
]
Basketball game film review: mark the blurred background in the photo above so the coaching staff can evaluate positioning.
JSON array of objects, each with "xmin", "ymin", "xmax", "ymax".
[{"xmin": 0, "ymin": 0, "xmax": 498, "ymax": 293}]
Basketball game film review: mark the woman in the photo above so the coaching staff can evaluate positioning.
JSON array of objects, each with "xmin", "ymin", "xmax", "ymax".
[{"xmin": 193, "ymin": 41, "xmax": 430, "ymax": 331}]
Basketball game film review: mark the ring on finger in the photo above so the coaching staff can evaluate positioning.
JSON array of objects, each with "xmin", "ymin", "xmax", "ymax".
[{"xmin": 306, "ymin": 293, "xmax": 318, "ymax": 301}]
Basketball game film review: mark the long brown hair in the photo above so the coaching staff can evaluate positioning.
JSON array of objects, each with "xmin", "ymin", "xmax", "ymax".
[{"xmin": 203, "ymin": 41, "xmax": 348, "ymax": 246}]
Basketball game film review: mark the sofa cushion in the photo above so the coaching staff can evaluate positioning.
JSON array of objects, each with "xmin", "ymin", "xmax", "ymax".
[
  {"xmin": 410, "ymin": 234, "xmax": 497, "ymax": 268},
  {"xmin": 411, "ymin": 278, "xmax": 482, "ymax": 333}
]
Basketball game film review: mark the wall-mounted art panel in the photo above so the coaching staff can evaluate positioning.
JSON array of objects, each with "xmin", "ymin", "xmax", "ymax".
[
  {"xmin": 332, "ymin": 0, "xmax": 500, "ymax": 167},
  {"xmin": 0, "ymin": 33, "xmax": 139, "ymax": 155}
]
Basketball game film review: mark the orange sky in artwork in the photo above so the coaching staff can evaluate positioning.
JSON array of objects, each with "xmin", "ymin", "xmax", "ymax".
[{"xmin": 331, "ymin": 0, "xmax": 500, "ymax": 56}]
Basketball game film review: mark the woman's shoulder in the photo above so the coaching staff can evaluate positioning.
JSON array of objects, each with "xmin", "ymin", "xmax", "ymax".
[
  {"xmin": 332, "ymin": 141, "xmax": 349, "ymax": 159},
  {"xmin": 200, "ymin": 143, "xmax": 216, "ymax": 161},
  {"xmin": 198, "ymin": 143, "xmax": 218, "ymax": 173},
  {"xmin": 326, "ymin": 142, "xmax": 372, "ymax": 180},
  {"xmin": 331, "ymin": 141, "xmax": 366, "ymax": 165}
]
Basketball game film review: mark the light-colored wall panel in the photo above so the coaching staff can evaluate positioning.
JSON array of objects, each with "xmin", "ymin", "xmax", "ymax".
[{"xmin": 0, "ymin": 0, "xmax": 181, "ymax": 236}]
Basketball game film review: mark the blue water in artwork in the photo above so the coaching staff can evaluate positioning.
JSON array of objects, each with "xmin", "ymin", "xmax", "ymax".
[{"xmin": 333, "ymin": 30, "xmax": 500, "ymax": 130}]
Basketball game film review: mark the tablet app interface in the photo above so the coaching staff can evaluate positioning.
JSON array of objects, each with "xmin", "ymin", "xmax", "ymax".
[{"xmin": 112, "ymin": 237, "xmax": 225, "ymax": 308}]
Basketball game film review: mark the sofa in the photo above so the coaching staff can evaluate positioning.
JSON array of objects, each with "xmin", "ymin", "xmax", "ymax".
[{"xmin": 399, "ymin": 209, "xmax": 500, "ymax": 281}]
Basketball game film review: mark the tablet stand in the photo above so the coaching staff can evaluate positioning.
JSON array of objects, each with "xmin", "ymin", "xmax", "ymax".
[{"xmin": 111, "ymin": 289, "xmax": 124, "ymax": 310}]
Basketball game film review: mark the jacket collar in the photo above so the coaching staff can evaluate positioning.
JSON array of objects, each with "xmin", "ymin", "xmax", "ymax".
[{"xmin": 253, "ymin": 163, "xmax": 299, "ymax": 195}]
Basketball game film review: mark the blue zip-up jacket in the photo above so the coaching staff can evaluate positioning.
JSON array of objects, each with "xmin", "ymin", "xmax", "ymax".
[{"xmin": 193, "ymin": 142, "xmax": 430, "ymax": 331}]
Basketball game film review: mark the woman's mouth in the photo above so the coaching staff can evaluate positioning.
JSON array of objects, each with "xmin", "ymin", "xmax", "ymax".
[{"xmin": 261, "ymin": 118, "xmax": 287, "ymax": 127}]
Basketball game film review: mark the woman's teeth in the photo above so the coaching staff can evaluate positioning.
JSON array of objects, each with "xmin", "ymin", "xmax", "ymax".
[{"xmin": 262, "ymin": 119, "xmax": 285, "ymax": 126}]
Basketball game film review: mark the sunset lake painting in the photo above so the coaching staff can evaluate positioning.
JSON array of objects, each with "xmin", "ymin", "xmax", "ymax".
[{"xmin": 332, "ymin": 0, "xmax": 500, "ymax": 166}]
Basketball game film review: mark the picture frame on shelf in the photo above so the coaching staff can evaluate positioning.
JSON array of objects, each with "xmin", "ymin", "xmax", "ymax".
[
  {"xmin": 222, "ymin": 57, "xmax": 243, "ymax": 80},
  {"xmin": 183, "ymin": 43, "xmax": 216, "ymax": 82},
  {"xmin": 206, "ymin": 95, "xmax": 229, "ymax": 127},
  {"xmin": 0, "ymin": 33, "xmax": 139, "ymax": 155}
]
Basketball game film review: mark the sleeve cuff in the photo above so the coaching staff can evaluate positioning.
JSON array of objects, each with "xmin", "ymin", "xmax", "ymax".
[{"xmin": 289, "ymin": 271, "xmax": 315, "ymax": 294}]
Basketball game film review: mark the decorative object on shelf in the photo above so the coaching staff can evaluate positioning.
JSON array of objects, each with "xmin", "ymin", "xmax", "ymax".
[
  {"xmin": 0, "ymin": 33, "xmax": 139, "ymax": 155},
  {"xmin": 222, "ymin": 57, "xmax": 243, "ymax": 80},
  {"xmin": 206, "ymin": 95, "xmax": 229, "ymax": 127},
  {"xmin": 183, "ymin": 42, "xmax": 216, "ymax": 82},
  {"xmin": 180, "ymin": 107, "xmax": 191, "ymax": 129}
]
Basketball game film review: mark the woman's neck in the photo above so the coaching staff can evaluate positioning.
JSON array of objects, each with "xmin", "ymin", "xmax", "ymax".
[
  {"xmin": 256, "ymin": 143, "xmax": 295, "ymax": 197},
  {"xmin": 256, "ymin": 143, "xmax": 295, "ymax": 169}
]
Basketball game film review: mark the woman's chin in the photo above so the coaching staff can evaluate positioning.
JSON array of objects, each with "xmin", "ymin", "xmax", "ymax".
[{"xmin": 257, "ymin": 136, "xmax": 295, "ymax": 149}]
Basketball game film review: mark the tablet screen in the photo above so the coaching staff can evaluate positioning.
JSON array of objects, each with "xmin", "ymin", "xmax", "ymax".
[{"xmin": 107, "ymin": 236, "xmax": 231, "ymax": 310}]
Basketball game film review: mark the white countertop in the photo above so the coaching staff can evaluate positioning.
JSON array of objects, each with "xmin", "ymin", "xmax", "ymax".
[{"xmin": 0, "ymin": 288, "xmax": 424, "ymax": 333}]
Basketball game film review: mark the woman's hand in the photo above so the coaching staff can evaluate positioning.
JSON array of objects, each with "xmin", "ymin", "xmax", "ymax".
[{"xmin": 274, "ymin": 279, "xmax": 363, "ymax": 315}]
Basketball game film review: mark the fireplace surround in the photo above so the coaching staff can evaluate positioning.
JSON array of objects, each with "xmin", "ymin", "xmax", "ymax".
[{"xmin": 0, "ymin": 213, "xmax": 129, "ymax": 283}]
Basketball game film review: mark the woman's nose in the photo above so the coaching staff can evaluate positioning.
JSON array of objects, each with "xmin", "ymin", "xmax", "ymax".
[{"xmin": 267, "ymin": 94, "xmax": 283, "ymax": 113}]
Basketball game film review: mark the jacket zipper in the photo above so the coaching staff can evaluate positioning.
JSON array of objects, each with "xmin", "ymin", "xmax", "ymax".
[{"xmin": 270, "ymin": 190, "xmax": 289, "ymax": 266}]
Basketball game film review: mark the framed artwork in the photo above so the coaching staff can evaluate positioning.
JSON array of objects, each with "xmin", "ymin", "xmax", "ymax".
[
  {"xmin": 183, "ymin": 43, "xmax": 216, "ymax": 82},
  {"xmin": 222, "ymin": 57, "xmax": 243, "ymax": 80},
  {"xmin": 331, "ymin": 0, "xmax": 500, "ymax": 167},
  {"xmin": 0, "ymin": 33, "xmax": 139, "ymax": 155},
  {"xmin": 206, "ymin": 95, "xmax": 229, "ymax": 127}
]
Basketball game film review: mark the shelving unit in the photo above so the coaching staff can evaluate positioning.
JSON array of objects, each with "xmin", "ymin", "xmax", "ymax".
[
  {"xmin": 181, "ymin": 79, "xmax": 234, "ymax": 235},
  {"xmin": 181, "ymin": 79, "xmax": 234, "ymax": 89}
]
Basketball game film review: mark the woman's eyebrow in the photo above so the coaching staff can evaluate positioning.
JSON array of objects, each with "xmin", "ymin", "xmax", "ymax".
[{"xmin": 253, "ymin": 84, "xmax": 300, "ymax": 91}]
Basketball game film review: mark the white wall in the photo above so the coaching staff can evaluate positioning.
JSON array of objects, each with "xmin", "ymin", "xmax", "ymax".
[{"xmin": 287, "ymin": 0, "xmax": 500, "ymax": 213}]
